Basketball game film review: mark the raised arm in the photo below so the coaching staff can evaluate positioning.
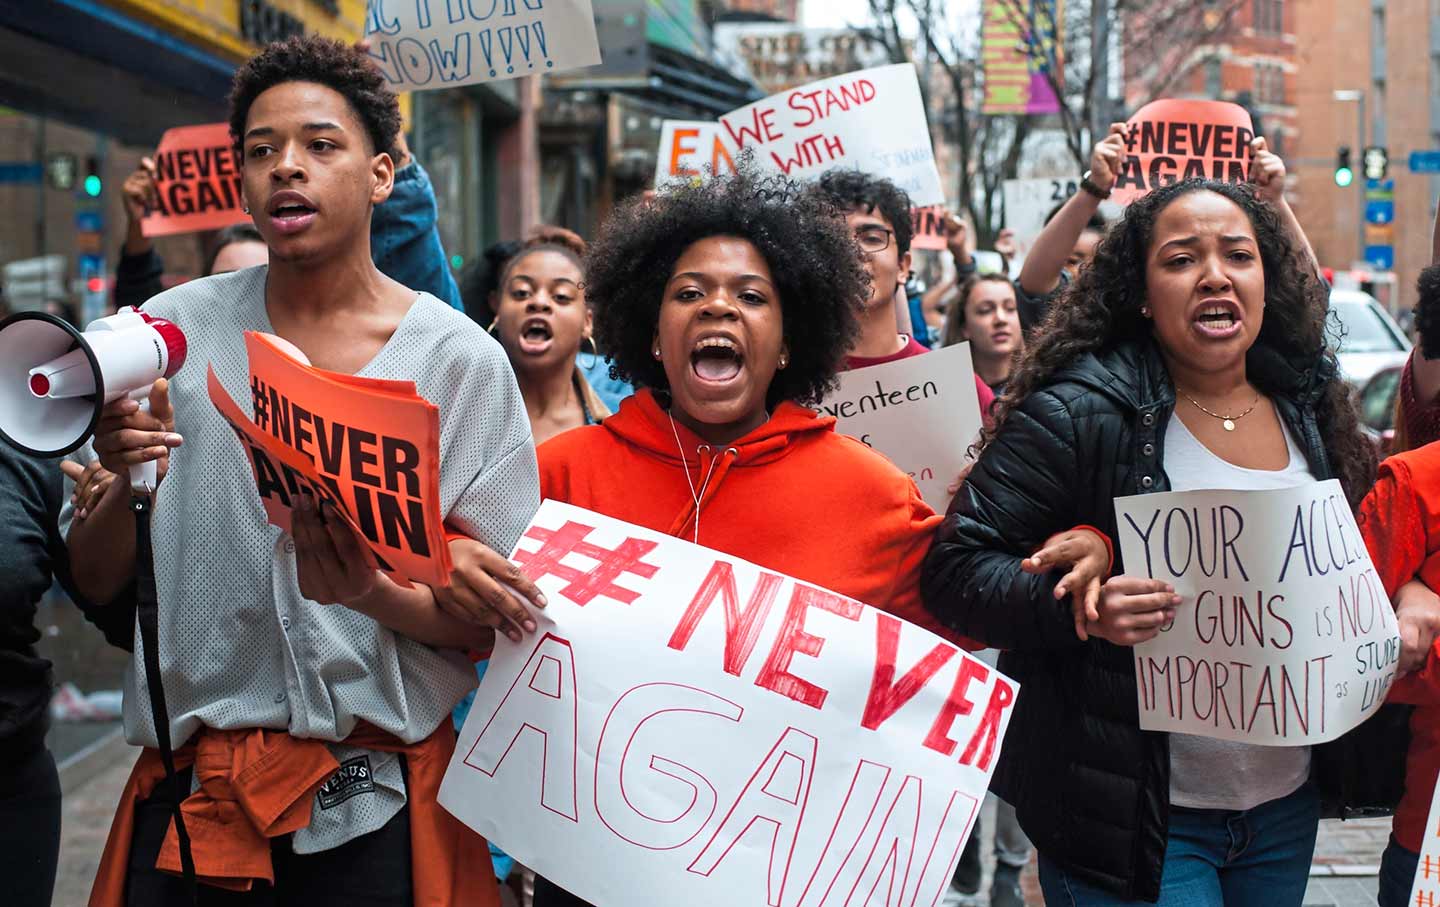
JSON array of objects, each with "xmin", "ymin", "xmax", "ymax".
[
  {"xmin": 1017, "ymin": 124, "xmax": 1125, "ymax": 298},
  {"xmin": 1249, "ymin": 137, "xmax": 1321, "ymax": 281}
]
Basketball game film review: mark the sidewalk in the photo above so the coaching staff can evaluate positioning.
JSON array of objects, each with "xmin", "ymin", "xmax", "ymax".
[{"xmin": 54, "ymin": 750, "xmax": 1395, "ymax": 907}]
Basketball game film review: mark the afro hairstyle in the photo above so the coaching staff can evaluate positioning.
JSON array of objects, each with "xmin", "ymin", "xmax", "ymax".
[
  {"xmin": 1418, "ymin": 263, "xmax": 1440, "ymax": 360},
  {"xmin": 228, "ymin": 35, "xmax": 401, "ymax": 160},
  {"xmin": 585, "ymin": 165, "xmax": 867, "ymax": 407},
  {"xmin": 807, "ymin": 169, "xmax": 915, "ymax": 256}
]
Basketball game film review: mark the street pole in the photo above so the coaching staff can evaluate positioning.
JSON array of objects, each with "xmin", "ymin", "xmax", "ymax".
[{"xmin": 1356, "ymin": 91, "xmax": 1366, "ymax": 266}]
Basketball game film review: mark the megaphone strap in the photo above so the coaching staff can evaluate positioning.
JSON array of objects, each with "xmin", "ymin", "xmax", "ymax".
[{"xmin": 133, "ymin": 494, "xmax": 198, "ymax": 903}]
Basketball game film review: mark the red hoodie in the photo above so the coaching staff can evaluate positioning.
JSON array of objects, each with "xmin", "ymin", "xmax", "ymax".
[
  {"xmin": 537, "ymin": 389, "xmax": 976, "ymax": 648},
  {"xmin": 1357, "ymin": 440, "xmax": 1440, "ymax": 853}
]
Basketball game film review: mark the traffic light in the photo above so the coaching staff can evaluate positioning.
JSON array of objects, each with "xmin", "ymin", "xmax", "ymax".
[
  {"xmin": 1335, "ymin": 146, "xmax": 1354, "ymax": 187},
  {"xmin": 1364, "ymin": 146, "xmax": 1389, "ymax": 181},
  {"xmin": 83, "ymin": 155, "xmax": 102, "ymax": 197}
]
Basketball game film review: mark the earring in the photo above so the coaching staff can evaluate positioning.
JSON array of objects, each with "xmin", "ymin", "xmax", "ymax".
[
  {"xmin": 1140, "ymin": 306, "xmax": 1151, "ymax": 317},
  {"xmin": 242, "ymin": 205, "xmax": 250, "ymax": 214},
  {"xmin": 652, "ymin": 345, "xmax": 662, "ymax": 359},
  {"xmin": 580, "ymin": 334, "xmax": 599, "ymax": 370},
  {"xmin": 778, "ymin": 354, "xmax": 789, "ymax": 369}
]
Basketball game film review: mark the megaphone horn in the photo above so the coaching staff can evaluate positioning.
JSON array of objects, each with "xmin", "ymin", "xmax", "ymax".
[{"xmin": 0, "ymin": 307, "xmax": 186, "ymax": 490}]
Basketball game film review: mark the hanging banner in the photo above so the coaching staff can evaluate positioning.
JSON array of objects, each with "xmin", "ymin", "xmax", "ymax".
[
  {"xmin": 820, "ymin": 343, "xmax": 983, "ymax": 513},
  {"xmin": 654, "ymin": 121, "xmax": 735, "ymax": 188},
  {"xmin": 1110, "ymin": 100, "xmax": 1255, "ymax": 205},
  {"xmin": 140, "ymin": 123, "xmax": 249, "ymax": 238},
  {"xmin": 1115, "ymin": 480, "xmax": 1399, "ymax": 745},
  {"xmin": 440, "ymin": 500, "xmax": 1016, "ymax": 907},
  {"xmin": 363, "ymin": 0, "xmax": 602, "ymax": 91},
  {"xmin": 207, "ymin": 332, "xmax": 450, "ymax": 588},
  {"xmin": 981, "ymin": 0, "xmax": 1063, "ymax": 115},
  {"xmin": 719, "ymin": 63, "xmax": 945, "ymax": 207}
]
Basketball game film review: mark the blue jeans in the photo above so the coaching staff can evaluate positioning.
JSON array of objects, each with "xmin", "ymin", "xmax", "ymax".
[
  {"xmin": 1039, "ymin": 783, "xmax": 1320, "ymax": 906},
  {"xmin": 1378, "ymin": 837, "xmax": 1419, "ymax": 907}
]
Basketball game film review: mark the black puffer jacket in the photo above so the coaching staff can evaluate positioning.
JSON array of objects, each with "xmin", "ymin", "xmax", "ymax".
[{"xmin": 921, "ymin": 338, "xmax": 1397, "ymax": 900}]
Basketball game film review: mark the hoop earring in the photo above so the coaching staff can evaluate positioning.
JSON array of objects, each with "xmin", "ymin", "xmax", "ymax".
[
  {"xmin": 579, "ymin": 334, "xmax": 599, "ymax": 370},
  {"xmin": 487, "ymin": 320, "xmax": 500, "ymax": 336}
]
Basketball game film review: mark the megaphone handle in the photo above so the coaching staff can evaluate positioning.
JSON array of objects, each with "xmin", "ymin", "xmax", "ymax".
[{"xmin": 128, "ymin": 387, "xmax": 158, "ymax": 493}]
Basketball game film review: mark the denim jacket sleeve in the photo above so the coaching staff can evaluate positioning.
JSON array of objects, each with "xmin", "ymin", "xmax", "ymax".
[{"xmin": 371, "ymin": 160, "xmax": 463, "ymax": 310}]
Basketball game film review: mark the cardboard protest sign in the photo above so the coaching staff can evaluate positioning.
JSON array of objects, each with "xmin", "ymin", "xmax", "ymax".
[
  {"xmin": 1110, "ymin": 100, "xmax": 1255, "ymax": 205},
  {"xmin": 440, "ymin": 500, "xmax": 1016, "ymax": 907},
  {"xmin": 1115, "ymin": 480, "xmax": 1399, "ymax": 745},
  {"xmin": 654, "ymin": 121, "xmax": 735, "ymax": 188},
  {"xmin": 207, "ymin": 332, "xmax": 451, "ymax": 588},
  {"xmin": 911, "ymin": 206, "xmax": 948, "ymax": 252},
  {"xmin": 363, "ymin": 0, "xmax": 602, "ymax": 92},
  {"xmin": 1409, "ymin": 777, "xmax": 1440, "ymax": 905},
  {"xmin": 719, "ymin": 63, "xmax": 945, "ymax": 207},
  {"xmin": 819, "ymin": 344, "xmax": 983, "ymax": 512},
  {"xmin": 140, "ymin": 124, "xmax": 249, "ymax": 238}
]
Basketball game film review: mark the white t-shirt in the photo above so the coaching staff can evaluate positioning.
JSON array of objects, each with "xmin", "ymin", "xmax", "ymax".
[{"xmin": 1163, "ymin": 412, "xmax": 1314, "ymax": 811}]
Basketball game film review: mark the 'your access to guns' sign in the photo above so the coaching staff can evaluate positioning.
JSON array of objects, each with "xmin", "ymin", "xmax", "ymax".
[
  {"xmin": 440, "ymin": 501, "xmax": 1015, "ymax": 907},
  {"xmin": 1115, "ymin": 480, "xmax": 1399, "ymax": 745}
]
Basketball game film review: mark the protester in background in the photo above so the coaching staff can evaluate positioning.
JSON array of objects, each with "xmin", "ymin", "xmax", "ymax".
[
  {"xmin": 942, "ymin": 273, "xmax": 1022, "ymax": 394},
  {"xmin": 0, "ymin": 445, "xmax": 126, "ymax": 907},
  {"xmin": 488, "ymin": 226, "xmax": 609, "ymax": 445},
  {"xmin": 923, "ymin": 177, "xmax": 1375, "ymax": 905},
  {"xmin": 458, "ymin": 240, "xmax": 522, "ymax": 330},
  {"xmin": 65, "ymin": 36, "xmax": 536, "ymax": 905},
  {"xmin": 114, "ymin": 112, "xmax": 461, "ymax": 311},
  {"xmin": 806, "ymin": 170, "xmax": 996, "ymax": 415}
]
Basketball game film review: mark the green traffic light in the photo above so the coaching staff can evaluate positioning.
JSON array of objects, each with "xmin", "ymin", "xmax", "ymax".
[
  {"xmin": 83, "ymin": 174, "xmax": 102, "ymax": 197},
  {"xmin": 1334, "ymin": 167, "xmax": 1353, "ymax": 188}
]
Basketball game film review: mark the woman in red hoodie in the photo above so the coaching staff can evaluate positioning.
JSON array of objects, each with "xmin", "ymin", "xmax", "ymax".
[{"xmin": 518, "ymin": 168, "xmax": 1111, "ymax": 907}]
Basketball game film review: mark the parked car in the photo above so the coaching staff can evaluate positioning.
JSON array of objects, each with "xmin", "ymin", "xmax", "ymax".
[
  {"xmin": 1329, "ymin": 288, "xmax": 1411, "ymax": 387},
  {"xmin": 1356, "ymin": 361, "xmax": 1402, "ymax": 455}
]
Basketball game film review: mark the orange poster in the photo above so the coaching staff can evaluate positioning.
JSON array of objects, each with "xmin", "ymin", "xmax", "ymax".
[
  {"xmin": 207, "ymin": 332, "xmax": 451, "ymax": 589},
  {"xmin": 140, "ymin": 123, "xmax": 251, "ymax": 238},
  {"xmin": 911, "ymin": 205, "xmax": 948, "ymax": 251},
  {"xmin": 1110, "ymin": 100, "xmax": 1255, "ymax": 206}
]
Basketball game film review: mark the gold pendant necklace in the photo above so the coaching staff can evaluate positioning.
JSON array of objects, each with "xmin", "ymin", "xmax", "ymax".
[{"xmin": 1180, "ymin": 391, "xmax": 1260, "ymax": 432}]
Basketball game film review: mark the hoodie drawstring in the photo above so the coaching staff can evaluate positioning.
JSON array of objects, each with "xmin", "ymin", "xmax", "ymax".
[{"xmin": 666, "ymin": 411, "xmax": 739, "ymax": 543}]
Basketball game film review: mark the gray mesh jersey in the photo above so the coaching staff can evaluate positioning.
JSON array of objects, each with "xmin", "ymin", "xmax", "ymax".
[{"xmin": 62, "ymin": 265, "xmax": 540, "ymax": 752}]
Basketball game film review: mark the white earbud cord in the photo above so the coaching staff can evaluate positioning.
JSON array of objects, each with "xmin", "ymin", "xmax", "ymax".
[{"xmin": 668, "ymin": 411, "xmax": 721, "ymax": 544}]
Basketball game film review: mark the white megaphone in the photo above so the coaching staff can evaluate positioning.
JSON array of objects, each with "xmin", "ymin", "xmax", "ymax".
[{"xmin": 0, "ymin": 306, "xmax": 187, "ymax": 491}]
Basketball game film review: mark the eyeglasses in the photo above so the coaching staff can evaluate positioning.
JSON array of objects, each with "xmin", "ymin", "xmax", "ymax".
[{"xmin": 854, "ymin": 227, "xmax": 893, "ymax": 254}]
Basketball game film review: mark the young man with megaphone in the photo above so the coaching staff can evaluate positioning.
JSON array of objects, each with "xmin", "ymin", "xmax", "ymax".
[{"xmin": 60, "ymin": 37, "xmax": 542, "ymax": 907}]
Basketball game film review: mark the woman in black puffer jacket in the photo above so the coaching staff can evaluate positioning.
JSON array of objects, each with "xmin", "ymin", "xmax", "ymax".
[{"xmin": 922, "ymin": 177, "xmax": 1379, "ymax": 905}]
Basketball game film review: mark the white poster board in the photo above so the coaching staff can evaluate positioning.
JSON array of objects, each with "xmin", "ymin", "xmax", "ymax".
[
  {"xmin": 719, "ymin": 64, "xmax": 944, "ymax": 207},
  {"xmin": 654, "ymin": 121, "xmax": 735, "ymax": 188},
  {"xmin": 820, "ymin": 344, "xmax": 983, "ymax": 513},
  {"xmin": 363, "ymin": 0, "xmax": 601, "ymax": 91},
  {"xmin": 440, "ymin": 501, "xmax": 1016, "ymax": 907},
  {"xmin": 1410, "ymin": 777, "xmax": 1440, "ymax": 904},
  {"xmin": 1115, "ymin": 480, "xmax": 1399, "ymax": 745},
  {"xmin": 1001, "ymin": 178, "xmax": 1123, "ymax": 249}
]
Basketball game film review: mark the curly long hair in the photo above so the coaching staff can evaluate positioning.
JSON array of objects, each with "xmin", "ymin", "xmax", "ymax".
[
  {"xmin": 988, "ymin": 178, "xmax": 1376, "ymax": 506},
  {"xmin": 584, "ymin": 164, "xmax": 867, "ymax": 407}
]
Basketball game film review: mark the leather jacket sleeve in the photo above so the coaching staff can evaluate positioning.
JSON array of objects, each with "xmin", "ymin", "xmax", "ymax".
[{"xmin": 922, "ymin": 386, "xmax": 1088, "ymax": 651}]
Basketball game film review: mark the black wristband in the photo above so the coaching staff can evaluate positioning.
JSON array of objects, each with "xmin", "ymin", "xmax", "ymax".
[
  {"xmin": 1081, "ymin": 170, "xmax": 1111, "ymax": 200},
  {"xmin": 955, "ymin": 256, "xmax": 978, "ymax": 276}
]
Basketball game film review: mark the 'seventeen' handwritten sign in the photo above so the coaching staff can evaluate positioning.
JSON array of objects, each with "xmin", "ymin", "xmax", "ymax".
[
  {"xmin": 440, "ymin": 501, "xmax": 1015, "ymax": 907},
  {"xmin": 140, "ymin": 124, "xmax": 250, "ymax": 238},
  {"xmin": 1110, "ymin": 100, "xmax": 1255, "ymax": 205},
  {"xmin": 364, "ymin": 0, "xmax": 602, "ymax": 91},
  {"xmin": 1115, "ymin": 481, "xmax": 1399, "ymax": 744},
  {"xmin": 719, "ymin": 64, "xmax": 944, "ymax": 206},
  {"xmin": 821, "ymin": 343, "xmax": 983, "ymax": 512}
]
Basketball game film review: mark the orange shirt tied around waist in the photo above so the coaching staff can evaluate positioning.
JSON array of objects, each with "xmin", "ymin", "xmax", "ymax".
[{"xmin": 89, "ymin": 721, "xmax": 495, "ymax": 907}]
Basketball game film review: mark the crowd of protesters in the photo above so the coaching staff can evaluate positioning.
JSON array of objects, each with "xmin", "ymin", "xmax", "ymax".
[{"xmin": 8, "ymin": 32, "xmax": 1440, "ymax": 907}]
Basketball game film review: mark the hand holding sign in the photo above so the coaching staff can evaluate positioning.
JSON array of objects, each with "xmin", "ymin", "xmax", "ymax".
[
  {"xmin": 1248, "ymin": 136, "xmax": 1286, "ymax": 205},
  {"xmin": 1089, "ymin": 122, "xmax": 1128, "ymax": 195},
  {"xmin": 437, "ymin": 536, "xmax": 548, "ymax": 644},
  {"xmin": 291, "ymin": 490, "xmax": 383, "ymax": 606}
]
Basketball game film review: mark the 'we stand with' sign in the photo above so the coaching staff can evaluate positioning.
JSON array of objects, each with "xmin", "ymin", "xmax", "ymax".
[
  {"xmin": 439, "ymin": 501, "xmax": 1015, "ymax": 907},
  {"xmin": 1115, "ymin": 480, "xmax": 1398, "ymax": 745}
]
